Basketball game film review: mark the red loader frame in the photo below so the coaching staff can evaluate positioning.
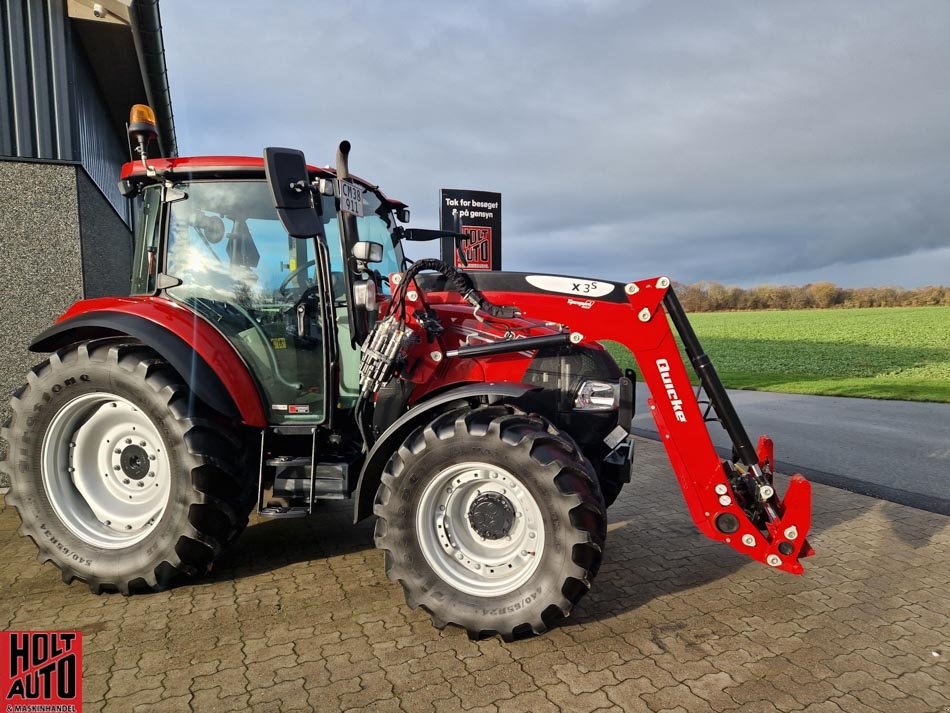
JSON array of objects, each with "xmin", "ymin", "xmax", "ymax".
[{"xmin": 422, "ymin": 274, "xmax": 814, "ymax": 574}]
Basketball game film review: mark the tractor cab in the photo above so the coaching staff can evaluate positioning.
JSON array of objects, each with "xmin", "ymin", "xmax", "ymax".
[{"xmin": 121, "ymin": 152, "xmax": 406, "ymax": 426}]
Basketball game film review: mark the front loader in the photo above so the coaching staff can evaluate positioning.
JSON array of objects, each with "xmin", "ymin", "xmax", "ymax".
[{"xmin": 0, "ymin": 105, "xmax": 812, "ymax": 639}]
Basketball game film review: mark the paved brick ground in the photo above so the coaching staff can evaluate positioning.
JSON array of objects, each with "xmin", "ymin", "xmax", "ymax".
[{"xmin": 1, "ymin": 436, "xmax": 948, "ymax": 712}]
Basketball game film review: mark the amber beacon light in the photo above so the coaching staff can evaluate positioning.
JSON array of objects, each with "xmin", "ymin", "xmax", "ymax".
[{"xmin": 128, "ymin": 103, "xmax": 158, "ymax": 162}]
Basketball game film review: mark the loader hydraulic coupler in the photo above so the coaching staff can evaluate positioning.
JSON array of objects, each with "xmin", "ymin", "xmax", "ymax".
[{"xmin": 721, "ymin": 436, "xmax": 814, "ymax": 573}]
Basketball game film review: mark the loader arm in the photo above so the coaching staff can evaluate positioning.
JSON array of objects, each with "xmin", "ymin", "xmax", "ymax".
[{"xmin": 420, "ymin": 274, "xmax": 814, "ymax": 574}]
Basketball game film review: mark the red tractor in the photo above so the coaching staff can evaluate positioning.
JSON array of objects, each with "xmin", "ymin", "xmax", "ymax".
[{"xmin": 1, "ymin": 106, "xmax": 812, "ymax": 639}]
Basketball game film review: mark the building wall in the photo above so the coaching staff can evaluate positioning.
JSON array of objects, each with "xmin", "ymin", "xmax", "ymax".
[
  {"xmin": 1, "ymin": 0, "xmax": 133, "ymax": 223},
  {"xmin": 77, "ymin": 169, "xmax": 133, "ymax": 298},
  {"xmin": 0, "ymin": 160, "xmax": 84, "ymax": 484},
  {"xmin": 0, "ymin": 161, "xmax": 132, "ymax": 406}
]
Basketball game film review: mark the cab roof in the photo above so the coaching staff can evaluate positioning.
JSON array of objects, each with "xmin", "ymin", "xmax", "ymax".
[{"xmin": 120, "ymin": 155, "xmax": 407, "ymax": 208}]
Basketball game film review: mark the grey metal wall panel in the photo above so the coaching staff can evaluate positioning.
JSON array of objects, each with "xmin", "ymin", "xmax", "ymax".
[
  {"xmin": 0, "ymin": 5, "xmax": 12, "ymax": 156},
  {"xmin": 0, "ymin": 0, "xmax": 73, "ymax": 160},
  {"xmin": 4, "ymin": 0, "xmax": 35, "ymax": 156},
  {"xmin": 73, "ymin": 45, "xmax": 129, "ymax": 222},
  {"xmin": 27, "ymin": 0, "xmax": 53, "ymax": 158},
  {"xmin": 46, "ymin": 0, "xmax": 71, "ymax": 158}
]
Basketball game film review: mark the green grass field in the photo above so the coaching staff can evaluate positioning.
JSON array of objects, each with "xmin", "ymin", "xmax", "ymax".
[{"xmin": 602, "ymin": 306, "xmax": 950, "ymax": 403}]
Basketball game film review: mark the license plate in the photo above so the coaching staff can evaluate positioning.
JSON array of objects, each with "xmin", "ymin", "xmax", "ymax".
[{"xmin": 339, "ymin": 180, "xmax": 364, "ymax": 217}]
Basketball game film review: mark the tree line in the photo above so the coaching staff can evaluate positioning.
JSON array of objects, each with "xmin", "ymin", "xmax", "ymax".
[{"xmin": 674, "ymin": 281, "xmax": 950, "ymax": 312}]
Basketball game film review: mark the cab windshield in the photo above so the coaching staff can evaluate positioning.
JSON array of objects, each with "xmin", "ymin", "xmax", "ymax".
[{"xmin": 154, "ymin": 178, "xmax": 403, "ymax": 421}]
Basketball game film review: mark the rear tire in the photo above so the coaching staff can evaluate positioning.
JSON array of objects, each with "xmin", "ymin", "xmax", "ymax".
[
  {"xmin": 374, "ymin": 405, "xmax": 606, "ymax": 640},
  {"xmin": 0, "ymin": 339, "xmax": 252, "ymax": 593}
]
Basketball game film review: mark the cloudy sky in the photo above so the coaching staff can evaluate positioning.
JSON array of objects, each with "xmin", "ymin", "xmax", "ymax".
[{"xmin": 161, "ymin": 1, "xmax": 950, "ymax": 287}]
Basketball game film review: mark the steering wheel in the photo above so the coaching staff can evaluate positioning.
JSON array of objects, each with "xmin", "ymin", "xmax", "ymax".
[
  {"xmin": 280, "ymin": 265, "xmax": 350, "ymax": 304},
  {"xmin": 278, "ymin": 260, "xmax": 317, "ymax": 298}
]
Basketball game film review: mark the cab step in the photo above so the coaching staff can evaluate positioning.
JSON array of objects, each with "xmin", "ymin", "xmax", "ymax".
[
  {"xmin": 257, "ymin": 428, "xmax": 354, "ymax": 515},
  {"xmin": 259, "ymin": 505, "xmax": 310, "ymax": 519}
]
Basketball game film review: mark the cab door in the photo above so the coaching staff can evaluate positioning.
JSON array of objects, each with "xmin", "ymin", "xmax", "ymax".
[{"xmin": 161, "ymin": 179, "xmax": 330, "ymax": 424}]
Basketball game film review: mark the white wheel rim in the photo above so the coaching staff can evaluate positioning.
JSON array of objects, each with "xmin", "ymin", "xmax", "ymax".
[
  {"xmin": 415, "ymin": 462, "xmax": 545, "ymax": 598},
  {"xmin": 41, "ymin": 393, "xmax": 171, "ymax": 549}
]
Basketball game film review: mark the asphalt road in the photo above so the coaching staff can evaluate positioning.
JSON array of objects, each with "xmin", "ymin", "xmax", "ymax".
[{"xmin": 633, "ymin": 388, "xmax": 950, "ymax": 514}]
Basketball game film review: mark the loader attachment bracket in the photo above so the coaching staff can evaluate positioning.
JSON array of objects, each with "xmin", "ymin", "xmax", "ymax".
[{"xmin": 626, "ymin": 279, "xmax": 814, "ymax": 574}]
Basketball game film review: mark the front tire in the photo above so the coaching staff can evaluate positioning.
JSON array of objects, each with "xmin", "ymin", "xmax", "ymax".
[
  {"xmin": 374, "ymin": 405, "xmax": 606, "ymax": 639},
  {"xmin": 0, "ymin": 339, "xmax": 250, "ymax": 593}
]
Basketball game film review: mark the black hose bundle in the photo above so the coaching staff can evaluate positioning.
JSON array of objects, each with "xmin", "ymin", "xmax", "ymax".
[{"xmin": 392, "ymin": 258, "xmax": 519, "ymax": 320}]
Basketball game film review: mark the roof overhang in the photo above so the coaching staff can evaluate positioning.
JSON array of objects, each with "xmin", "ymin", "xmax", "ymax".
[{"xmin": 67, "ymin": 0, "xmax": 177, "ymax": 157}]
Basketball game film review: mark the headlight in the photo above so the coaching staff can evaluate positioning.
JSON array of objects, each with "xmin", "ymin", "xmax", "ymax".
[{"xmin": 574, "ymin": 380, "xmax": 621, "ymax": 411}]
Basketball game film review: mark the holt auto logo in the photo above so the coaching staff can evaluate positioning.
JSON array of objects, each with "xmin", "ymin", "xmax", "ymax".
[
  {"xmin": 1, "ymin": 631, "xmax": 82, "ymax": 712},
  {"xmin": 460, "ymin": 226, "xmax": 492, "ymax": 270}
]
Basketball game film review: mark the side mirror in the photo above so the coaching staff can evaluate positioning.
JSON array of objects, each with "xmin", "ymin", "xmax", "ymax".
[
  {"xmin": 352, "ymin": 241, "xmax": 383, "ymax": 263},
  {"xmin": 263, "ymin": 147, "xmax": 323, "ymax": 238},
  {"xmin": 396, "ymin": 207, "xmax": 410, "ymax": 224}
]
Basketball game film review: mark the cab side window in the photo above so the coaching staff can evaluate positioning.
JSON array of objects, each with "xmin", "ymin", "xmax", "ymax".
[{"xmin": 130, "ymin": 186, "xmax": 162, "ymax": 295}]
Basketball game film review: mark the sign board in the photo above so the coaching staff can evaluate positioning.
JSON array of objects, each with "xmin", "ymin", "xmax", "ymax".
[{"xmin": 440, "ymin": 189, "xmax": 502, "ymax": 271}]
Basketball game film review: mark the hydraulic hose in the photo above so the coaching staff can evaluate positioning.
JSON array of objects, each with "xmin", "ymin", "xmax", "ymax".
[{"xmin": 399, "ymin": 259, "xmax": 519, "ymax": 319}]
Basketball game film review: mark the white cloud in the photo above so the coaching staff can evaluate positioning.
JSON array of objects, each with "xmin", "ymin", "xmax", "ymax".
[{"xmin": 161, "ymin": 0, "xmax": 950, "ymax": 287}]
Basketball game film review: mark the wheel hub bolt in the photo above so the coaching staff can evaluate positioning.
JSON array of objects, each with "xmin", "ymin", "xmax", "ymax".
[
  {"xmin": 115, "ymin": 448, "xmax": 122, "ymax": 455},
  {"xmin": 742, "ymin": 534, "xmax": 756, "ymax": 547},
  {"xmin": 125, "ymin": 439, "xmax": 132, "ymax": 444},
  {"xmin": 149, "ymin": 455, "xmax": 156, "ymax": 461},
  {"xmin": 148, "ymin": 472, "xmax": 155, "ymax": 478},
  {"xmin": 139, "ymin": 441, "xmax": 146, "ymax": 447},
  {"xmin": 137, "ymin": 482, "xmax": 144, "ymax": 488},
  {"xmin": 125, "ymin": 525, "xmax": 132, "ymax": 531},
  {"xmin": 114, "ymin": 465, "xmax": 121, "ymax": 471},
  {"xmin": 123, "ymin": 478, "xmax": 130, "ymax": 485},
  {"xmin": 529, "ymin": 532, "xmax": 536, "ymax": 539}
]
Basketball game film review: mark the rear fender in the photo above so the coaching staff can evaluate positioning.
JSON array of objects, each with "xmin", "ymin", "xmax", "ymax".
[
  {"xmin": 30, "ymin": 299, "xmax": 267, "ymax": 427},
  {"xmin": 352, "ymin": 382, "xmax": 537, "ymax": 523}
]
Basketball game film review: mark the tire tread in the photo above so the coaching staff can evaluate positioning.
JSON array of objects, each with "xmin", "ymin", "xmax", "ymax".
[
  {"xmin": 4, "ymin": 338, "xmax": 253, "ymax": 594},
  {"xmin": 374, "ymin": 403, "xmax": 607, "ymax": 640}
]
